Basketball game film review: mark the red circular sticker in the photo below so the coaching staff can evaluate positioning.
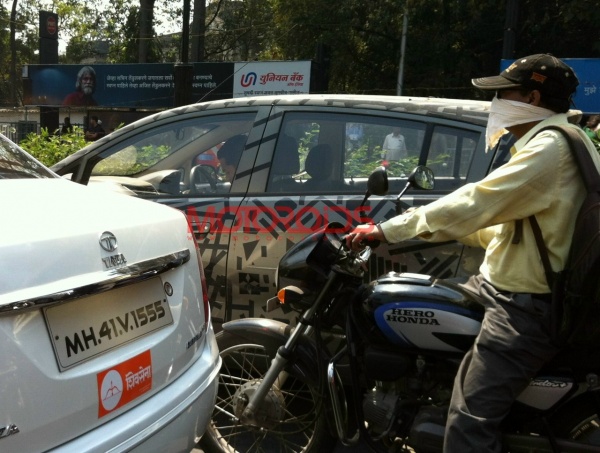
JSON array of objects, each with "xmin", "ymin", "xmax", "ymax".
[{"xmin": 47, "ymin": 16, "xmax": 57, "ymax": 35}]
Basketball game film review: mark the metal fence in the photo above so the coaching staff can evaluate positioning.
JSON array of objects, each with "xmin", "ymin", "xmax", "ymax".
[
  {"xmin": 0, "ymin": 121, "xmax": 39, "ymax": 144},
  {"xmin": 0, "ymin": 121, "xmax": 85, "ymax": 144}
]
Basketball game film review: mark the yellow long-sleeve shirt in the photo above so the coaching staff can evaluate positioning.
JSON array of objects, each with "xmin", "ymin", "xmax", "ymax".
[{"xmin": 379, "ymin": 114, "xmax": 600, "ymax": 293}]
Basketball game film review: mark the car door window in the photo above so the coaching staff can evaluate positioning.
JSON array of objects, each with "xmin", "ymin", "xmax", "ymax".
[
  {"xmin": 426, "ymin": 126, "xmax": 479, "ymax": 184},
  {"xmin": 88, "ymin": 113, "xmax": 255, "ymax": 195},
  {"xmin": 343, "ymin": 120, "xmax": 425, "ymax": 192},
  {"xmin": 266, "ymin": 112, "xmax": 426, "ymax": 194}
]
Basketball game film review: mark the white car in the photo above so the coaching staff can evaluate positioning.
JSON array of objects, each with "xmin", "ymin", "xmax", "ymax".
[{"xmin": 0, "ymin": 134, "xmax": 220, "ymax": 452}]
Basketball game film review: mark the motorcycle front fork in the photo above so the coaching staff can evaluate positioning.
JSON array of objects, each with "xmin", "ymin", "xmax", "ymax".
[{"xmin": 239, "ymin": 271, "xmax": 339, "ymax": 426}]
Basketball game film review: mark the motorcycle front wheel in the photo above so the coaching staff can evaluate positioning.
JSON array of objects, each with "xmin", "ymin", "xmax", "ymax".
[{"xmin": 201, "ymin": 329, "xmax": 337, "ymax": 453}]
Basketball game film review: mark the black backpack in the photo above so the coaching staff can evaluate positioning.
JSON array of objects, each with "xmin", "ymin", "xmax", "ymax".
[{"xmin": 528, "ymin": 124, "xmax": 600, "ymax": 347}]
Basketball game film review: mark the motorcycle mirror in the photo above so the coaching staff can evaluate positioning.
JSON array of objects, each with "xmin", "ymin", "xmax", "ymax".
[
  {"xmin": 395, "ymin": 166, "xmax": 435, "ymax": 215},
  {"xmin": 359, "ymin": 166, "xmax": 389, "ymax": 211},
  {"xmin": 408, "ymin": 166, "xmax": 435, "ymax": 190}
]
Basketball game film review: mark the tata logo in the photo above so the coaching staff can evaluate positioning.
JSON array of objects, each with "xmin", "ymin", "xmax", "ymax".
[{"xmin": 99, "ymin": 232, "xmax": 118, "ymax": 252}]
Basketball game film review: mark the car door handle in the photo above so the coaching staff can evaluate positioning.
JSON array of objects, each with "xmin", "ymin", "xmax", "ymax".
[{"xmin": 191, "ymin": 220, "xmax": 211, "ymax": 235}]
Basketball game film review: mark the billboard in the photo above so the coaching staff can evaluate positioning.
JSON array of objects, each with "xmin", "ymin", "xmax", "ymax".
[
  {"xmin": 25, "ymin": 62, "xmax": 234, "ymax": 108},
  {"xmin": 501, "ymin": 58, "xmax": 600, "ymax": 114},
  {"xmin": 24, "ymin": 61, "xmax": 312, "ymax": 108},
  {"xmin": 233, "ymin": 61, "xmax": 311, "ymax": 97}
]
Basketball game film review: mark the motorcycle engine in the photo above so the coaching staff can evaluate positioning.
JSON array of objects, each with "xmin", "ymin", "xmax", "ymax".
[
  {"xmin": 363, "ymin": 383, "xmax": 449, "ymax": 451},
  {"xmin": 363, "ymin": 385, "xmax": 400, "ymax": 435},
  {"xmin": 361, "ymin": 356, "xmax": 455, "ymax": 440}
]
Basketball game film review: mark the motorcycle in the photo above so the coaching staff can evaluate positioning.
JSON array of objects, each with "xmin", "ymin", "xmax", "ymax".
[{"xmin": 201, "ymin": 166, "xmax": 600, "ymax": 453}]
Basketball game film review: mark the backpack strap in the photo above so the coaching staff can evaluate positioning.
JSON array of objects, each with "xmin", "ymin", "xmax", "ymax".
[
  {"xmin": 527, "ymin": 124, "xmax": 597, "ymax": 289},
  {"xmin": 529, "ymin": 215, "xmax": 555, "ymax": 288},
  {"xmin": 512, "ymin": 218, "xmax": 523, "ymax": 244}
]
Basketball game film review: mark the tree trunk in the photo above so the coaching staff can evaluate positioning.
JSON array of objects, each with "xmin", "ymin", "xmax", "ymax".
[
  {"xmin": 138, "ymin": 0, "xmax": 155, "ymax": 63},
  {"xmin": 10, "ymin": 0, "xmax": 18, "ymax": 106},
  {"xmin": 191, "ymin": 0, "xmax": 206, "ymax": 62}
]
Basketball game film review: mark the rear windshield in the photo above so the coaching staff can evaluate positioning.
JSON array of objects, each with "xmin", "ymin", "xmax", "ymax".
[{"xmin": 0, "ymin": 134, "xmax": 55, "ymax": 179}]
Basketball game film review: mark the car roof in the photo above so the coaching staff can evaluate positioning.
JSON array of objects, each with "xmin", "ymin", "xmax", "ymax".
[{"xmin": 195, "ymin": 94, "xmax": 492, "ymax": 125}]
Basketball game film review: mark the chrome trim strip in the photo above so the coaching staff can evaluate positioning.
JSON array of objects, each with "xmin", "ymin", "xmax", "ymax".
[{"xmin": 0, "ymin": 249, "xmax": 190, "ymax": 315}]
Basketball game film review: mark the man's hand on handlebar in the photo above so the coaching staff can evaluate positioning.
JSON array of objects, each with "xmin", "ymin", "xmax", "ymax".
[{"xmin": 346, "ymin": 224, "xmax": 386, "ymax": 252}]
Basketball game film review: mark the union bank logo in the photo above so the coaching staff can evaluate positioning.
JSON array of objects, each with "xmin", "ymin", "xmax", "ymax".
[{"xmin": 240, "ymin": 72, "xmax": 257, "ymax": 87}]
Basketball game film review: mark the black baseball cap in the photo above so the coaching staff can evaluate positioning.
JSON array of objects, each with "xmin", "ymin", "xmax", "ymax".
[{"xmin": 472, "ymin": 54, "xmax": 579, "ymax": 100}]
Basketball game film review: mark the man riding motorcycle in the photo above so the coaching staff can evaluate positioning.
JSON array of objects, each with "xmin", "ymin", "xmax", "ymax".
[{"xmin": 347, "ymin": 54, "xmax": 600, "ymax": 452}]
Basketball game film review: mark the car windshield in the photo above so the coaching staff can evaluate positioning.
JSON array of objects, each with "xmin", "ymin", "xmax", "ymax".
[
  {"xmin": 92, "ymin": 123, "xmax": 218, "ymax": 176},
  {"xmin": 0, "ymin": 134, "xmax": 55, "ymax": 179}
]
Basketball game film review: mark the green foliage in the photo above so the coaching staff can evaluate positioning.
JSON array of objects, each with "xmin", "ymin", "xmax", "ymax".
[
  {"xmin": 518, "ymin": 0, "xmax": 600, "ymax": 56},
  {"xmin": 205, "ymin": 0, "xmax": 274, "ymax": 61},
  {"xmin": 0, "ymin": 1, "xmax": 37, "ymax": 105},
  {"xmin": 268, "ymin": 0, "xmax": 600, "ymax": 97},
  {"xmin": 92, "ymin": 143, "xmax": 171, "ymax": 176},
  {"xmin": 19, "ymin": 127, "xmax": 88, "ymax": 167},
  {"xmin": 587, "ymin": 131, "xmax": 600, "ymax": 154},
  {"xmin": 0, "ymin": 5, "xmax": 10, "ymax": 105},
  {"xmin": 344, "ymin": 143, "xmax": 419, "ymax": 178}
]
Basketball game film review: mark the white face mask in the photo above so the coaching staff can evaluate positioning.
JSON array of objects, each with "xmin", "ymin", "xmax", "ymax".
[{"xmin": 486, "ymin": 97, "xmax": 555, "ymax": 149}]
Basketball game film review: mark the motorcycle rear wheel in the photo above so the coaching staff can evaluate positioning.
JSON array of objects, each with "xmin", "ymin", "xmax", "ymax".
[{"xmin": 201, "ymin": 330, "xmax": 336, "ymax": 453}]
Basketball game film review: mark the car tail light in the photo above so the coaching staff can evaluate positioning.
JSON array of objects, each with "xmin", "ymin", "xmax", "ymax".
[{"xmin": 187, "ymin": 220, "xmax": 210, "ymax": 329}]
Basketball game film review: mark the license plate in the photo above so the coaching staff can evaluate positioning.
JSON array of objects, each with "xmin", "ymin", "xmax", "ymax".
[{"xmin": 44, "ymin": 278, "xmax": 173, "ymax": 371}]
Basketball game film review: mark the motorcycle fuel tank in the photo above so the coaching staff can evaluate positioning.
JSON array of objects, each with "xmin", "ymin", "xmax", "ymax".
[{"xmin": 359, "ymin": 273, "xmax": 485, "ymax": 353}]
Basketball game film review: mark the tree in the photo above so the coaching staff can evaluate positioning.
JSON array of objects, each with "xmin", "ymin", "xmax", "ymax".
[
  {"xmin": 59, "ymin": 0, "xmax": 168, "ymax": 64},
  {"xmin": 516, "ymin": 0, "xmax": 600, "ymax": 57},
  {"xmin": 138, "ymin": 0, "xmax": 155, "ymax": 62},
  {"xmin": 191, "ymin": 0, "xmax": 206, "ymax": 61},
  {"xmin": 10, "ymin": 0, "xmax": 18, "ymax": 105},
  {"xmin": 59, "ymin": 0, "xmax": 130, "ymax": 63},
  {"xmin": 2, "ymin": 0, "xmax": 600, "ymax": 108},
  {"xmin": 404, "ymin": 0, "xmax": 507, "ymax": 99},
  {"xmin": 269, "ymin": 0, "xmax": 600, "ymax": 98},
  {"xmin": 0, "ymin": 0, "xmax": 37, "ymax": 106},
  {"xmin": 270, "ymin": 0, "xmax": 406, "ymax": 94},
  {"xmin": 204, "ymin": 0, "xmax": 274, "ymax": 61}
]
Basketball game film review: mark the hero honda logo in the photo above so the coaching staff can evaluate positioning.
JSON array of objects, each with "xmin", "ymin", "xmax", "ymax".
[
  {"xmin": 387, "ymin": 308, "xmax": 441, "ymax": 326},
  {"xmin": 99, "ymin": 231, "xmax": 118, "ymax": 252}
]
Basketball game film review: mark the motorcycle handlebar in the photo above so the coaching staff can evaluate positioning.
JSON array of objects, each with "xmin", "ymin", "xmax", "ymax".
[
  {"xmin": 355, "ymin": 238, "xmax": 380, "ymax": 249},
  {"xmin": 340, "ymin": 222, "xmax": 381, "ymax": 253}
]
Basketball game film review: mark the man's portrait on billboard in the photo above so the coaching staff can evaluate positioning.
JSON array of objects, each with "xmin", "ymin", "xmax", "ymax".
[{"xmin": 62, "ymin": 66, "xmax": 98, "ymax": 106}]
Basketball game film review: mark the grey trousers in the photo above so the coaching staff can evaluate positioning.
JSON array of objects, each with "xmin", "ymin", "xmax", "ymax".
[{"xmin": 443, "ymin": 274, "xmax": 559, "ymax": 453}]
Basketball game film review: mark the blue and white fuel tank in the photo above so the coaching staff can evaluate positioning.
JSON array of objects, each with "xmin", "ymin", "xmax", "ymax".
[{"xmin": 356, "ymin": 272, "xmax": 485, "ymax": 353}]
